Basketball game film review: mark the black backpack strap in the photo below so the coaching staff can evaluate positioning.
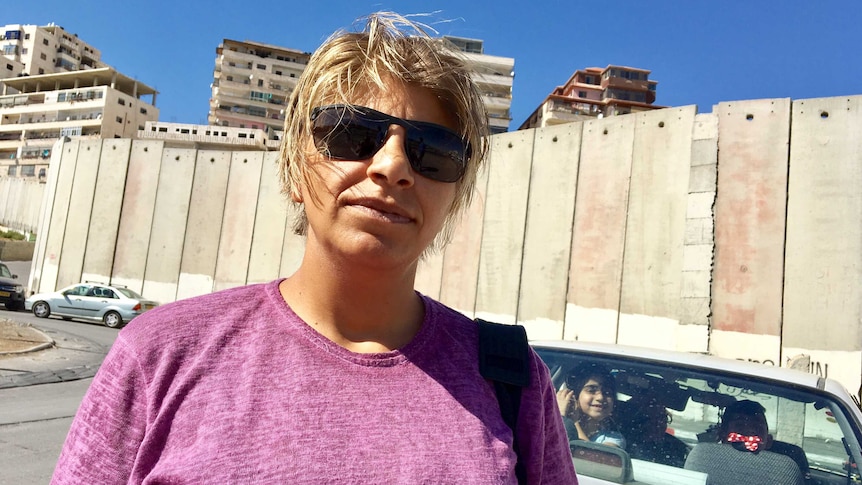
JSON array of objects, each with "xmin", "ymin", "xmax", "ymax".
[{"xmin": 477, "ymin": 319, "xmax": 530, "ymax": 484}]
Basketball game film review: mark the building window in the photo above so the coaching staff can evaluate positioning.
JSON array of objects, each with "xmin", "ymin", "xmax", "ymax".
[
  {"xmin": 25, "ymin": 33, "xmax": 30, "ymax": 40},
  {"xmin": 140, "ymin": 107, "xmax": 148, "ymax": 114},
  {"xmin": 257, "ymin": 79, "xmax": 263, "ymax": 87},
  {"xmin": 158, "ymin": 127, "xmax": 168, "ymax": 132},
  {"xmin": 226, "ymin": 75, "xmax": 233, "ymax": 82},
  {"xmin": 180, "ymin": 129, "xmax": 190, "ymax": 134},
  {"xmin": 42, "ymin": 39, "xmax": 49, "ymax": 46},
  {"xmin": 21, "ymin": 165, "xmax": 35, "ymax": 176},
  {"xmin": 578, "ymin": 91, "xmax": 587, "ymax": 98},
  {"xmin": 5, "ymin": 64, "xmax": 11, "ymax": 71},
  {"xmin": 40, "ymin": 52, "xmax": 47, "ymax": 60},
  {"xmin": 7, "ymin": 166, "xmax": 16, "ymax": 176},
  {"xmin": 257, "ymin": 63, "xmax": 265, "ymax": 69},
  {"xmin": 118, "ymin": 98, "xmax": 126, "ymax": 106},
  {"xmin": 38, "ymin": 68, "xmax": 44, "ymax": 74},
  {"xmin": 116, "ymin": 116, "xmax": 124, "ymax": 123}
]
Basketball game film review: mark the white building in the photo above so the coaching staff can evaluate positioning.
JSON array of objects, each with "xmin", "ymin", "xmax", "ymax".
[
  {"xmin": 443, "ymin": 36, "xmax": 515, "ymax": 134},
  {"xmin": 1, "ymin": 23, "xmax": 106, "ymax": 80},
  {"xmin": 0, "ymin": 67, "xmax": 159, "ymax": 181}
]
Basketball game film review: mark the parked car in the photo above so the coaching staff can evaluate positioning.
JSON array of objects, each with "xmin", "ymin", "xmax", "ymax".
[
  {"xmin": 0, "ymin": 261, "xmax": 25, "ymax": 311},
  {"xmin": 532, "ymin": 340, "xmax": 862, "ymax": 485},
  {"xmin": 25, "ymin": 282, "xmax": 158, "ymax": 328}
]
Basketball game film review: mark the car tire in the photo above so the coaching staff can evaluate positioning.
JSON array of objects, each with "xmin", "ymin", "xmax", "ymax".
[
  {"xmin": 32, "ymin": 301, "xmax": 50, "ymax": 318},
  {"xmin": 103, "ymin": 311, "xmax": 123, "ymax": 329}
]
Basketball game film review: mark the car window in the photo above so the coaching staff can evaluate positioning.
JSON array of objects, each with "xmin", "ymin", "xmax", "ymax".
[
  {"xmin": 534, "ymin": 347, "xmax": 862, "ymax": 485},
  {"xmin": 64, "ymin": 285, "xmax": 90, "ymax": 297},
  {"xmin": 0, "ymin": 264, "xmax": 12, "ymax": 279}
]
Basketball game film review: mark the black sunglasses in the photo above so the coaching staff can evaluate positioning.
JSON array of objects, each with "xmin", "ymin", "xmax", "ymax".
[{"xmin": 310, "ymin": 104, "xmax": 470, "ymax": 183}]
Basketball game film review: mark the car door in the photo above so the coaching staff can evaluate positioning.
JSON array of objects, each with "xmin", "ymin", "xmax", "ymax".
[
  {"xmin": 57, "ymin": 285, "xmax": 91, "ymax": 316},
  {"xmin": 76, "ymin": 285, "xmax": 116, "ymax": 320}
]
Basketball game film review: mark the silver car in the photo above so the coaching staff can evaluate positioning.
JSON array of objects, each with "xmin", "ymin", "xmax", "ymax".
[{"xmin": 25, "ymin": 282, "xmax": 158, "ymax": 328}]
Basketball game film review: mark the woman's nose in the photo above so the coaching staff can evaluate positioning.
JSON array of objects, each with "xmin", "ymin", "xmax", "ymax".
[{"xmin": 366, "ymin": 125, "xmax": 415, "ymax": 187}]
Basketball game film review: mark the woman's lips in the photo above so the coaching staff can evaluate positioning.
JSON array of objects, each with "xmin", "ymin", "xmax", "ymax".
[{"xmin": 348, "ymin": 201, "xmax": 412, "ymax": 223}]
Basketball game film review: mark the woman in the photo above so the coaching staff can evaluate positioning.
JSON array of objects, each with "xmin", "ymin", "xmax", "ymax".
[
  {"xmin": 51, "ymin": 12, "xmax": 576, "ymax": 484},
  {"xmin": 556, "ymin": 363, "xmax": 625, "ymax": 448}
]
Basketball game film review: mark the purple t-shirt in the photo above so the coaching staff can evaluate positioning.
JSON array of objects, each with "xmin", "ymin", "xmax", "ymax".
[{"xmin": 52, "ymin": 280, "xmax": 577, "ymax": 484}]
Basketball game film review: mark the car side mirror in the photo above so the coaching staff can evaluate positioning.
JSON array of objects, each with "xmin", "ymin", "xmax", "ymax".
[
  {"xmin": 12, "ymin": 274, "xmax": 18, "ymax": 279},
  {"xmin": 570, "ymin": 440, "xmax": 634, "ymax": 484}
]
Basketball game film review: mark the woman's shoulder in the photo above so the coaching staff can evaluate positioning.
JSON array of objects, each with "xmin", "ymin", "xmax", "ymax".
[{"xmin": 119, "ymin": 280, "xmax": 281, "ymax": 345}]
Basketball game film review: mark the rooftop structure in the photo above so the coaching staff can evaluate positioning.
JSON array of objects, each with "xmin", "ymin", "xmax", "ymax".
[{"xmin": 1, "ymin": 23, "xmax": 107, "ymax": 80}]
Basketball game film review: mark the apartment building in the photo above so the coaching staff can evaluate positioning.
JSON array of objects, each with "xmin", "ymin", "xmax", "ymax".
[
  {"xmin": 0, "ymin": 67, "xmax": 159, "ymax": 181},
  {"xmin": 208, "ymin": 36, "xmax": 515, "ymax": 140},
  {"xmin": 138, "ymin": 121, "xmax": 279, "ymax": 151},
  {"xmin": 443, "ymin": 36, "xmax": 515, "ymax": 134},
  {"xmin": 209, "ymin": 39, "xmax": 311, "ymax": 141},
  {"xmin": 1, "ymin": 23, "xmax": 106, "ymax": 80},
  {"xmin": 519, "ymin": 65, "xmax": 664, "ymax": 130}
]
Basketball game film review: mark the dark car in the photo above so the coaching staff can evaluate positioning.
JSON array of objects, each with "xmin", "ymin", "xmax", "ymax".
[{"xmin": 0, "ymin": 261, "xmax": 25, "ymax": 311}]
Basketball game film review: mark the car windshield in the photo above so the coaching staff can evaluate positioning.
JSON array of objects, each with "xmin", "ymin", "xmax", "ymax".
[
  {"xmin": 535, "ymin": 346, "xmax": 862, "ymax": 485},
  {"xmin": 115, "ymin": 287, "xmax": 144, "ymax": 299},
  {"xmin": 0, "ymin": 264, "xmax": 12, "ymax": 279}
]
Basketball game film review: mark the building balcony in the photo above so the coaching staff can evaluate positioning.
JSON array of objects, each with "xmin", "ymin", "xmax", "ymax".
[
  {"xmin": 482, "ymin": 94, "xmax": 512, "ymax": 111},
  {"xmin": 472, "ymin": 72, "xmax": 514, "ymax": 89}
]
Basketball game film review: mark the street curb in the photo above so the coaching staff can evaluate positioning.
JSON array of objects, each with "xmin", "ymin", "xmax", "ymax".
[{"xmin": 0, "ymin": 319, "xmax": 55, "ymax": 356}]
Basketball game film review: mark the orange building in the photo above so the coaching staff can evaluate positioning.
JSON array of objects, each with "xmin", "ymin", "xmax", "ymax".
[{"xmin": 519, "ymin": 65, "xmax": 664, "ymax": 129}]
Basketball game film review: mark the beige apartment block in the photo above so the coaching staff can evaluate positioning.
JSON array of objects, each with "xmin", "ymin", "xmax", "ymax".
[
  {"xmin": 520, "ymin": 65, "xmax": 665, "ymax": 129},
  {"xmin": 139, "ymin": 121, "xmax": 279, "ymax": 151},
  {"xmin": 1, "ymin": 23, "xmax": 106, "ymax": 80},
  {"xmin": 209, "ymin": 39, "xmax": 311, "ymax": 139},
  {"xmin": 0, "ymin": 67, "xmax": 159, "ymax": 181}
]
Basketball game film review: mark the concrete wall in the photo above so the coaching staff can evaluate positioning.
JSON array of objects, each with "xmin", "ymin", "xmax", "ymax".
[{"xmin": 21, "ymin": 94, "xmax": 862, "ymax": 396}]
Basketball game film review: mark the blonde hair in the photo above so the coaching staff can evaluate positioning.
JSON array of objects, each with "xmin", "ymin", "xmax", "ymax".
[{"xmin": 278, "ymin": 12, "xmax": 489, "ymax": 251}]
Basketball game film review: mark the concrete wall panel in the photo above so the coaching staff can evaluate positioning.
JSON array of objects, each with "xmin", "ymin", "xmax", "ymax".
[
  {"xmin": 56, "ymin": 140, "xmax": 102, "ymax": 289},
  {"xmin": 247, "ymin": 153, "xmax": 289, "ymax": 284},
  {"xmin": 518, "ymin": 122, "xmax": 581, "ymax": 339},
  {"xmin": 712, "ymin": 99, "xmax": 790, "ymax": 365},
  {"xmin": 176, "ymin": 150, "xmax": 231, "ymax": 300},
  {"xmin": 618, "ymin": 106, "xmax": 696, "ymax": 350},
  {"xmin": 112, "ymin": 141, "xmax": 163, "ymax": 293},
  {"xmin": 784, "ymin": 96, "xmax": 862, "ymax": 351},
  {"xmin": 81, "ymin": 139, "xmax": 131, "ymax": 285},
  {"xmin": 438, "ymin": 164, "xmax": 490, "ymax": 317},
  {"xmin": 783, "ymin": 96, "xmax": 862, "ymax": 393},
  {"xmin": 474, "ymin": 130, "xmax": 534, "ymax": 324},
  {"xmin": 29, "ymin": 138, "xmax": 67, "ymax": 294},
  {"xmin": 142, "ymin": 148, "xmax": 196, "ymax": 304},
  {"xmin": 213, "ymin": 151, "xmax": 264, "ymax": 291},
  {"xmin": 565, "ymin": 116, "xmax": 635, "ymax": 342}
]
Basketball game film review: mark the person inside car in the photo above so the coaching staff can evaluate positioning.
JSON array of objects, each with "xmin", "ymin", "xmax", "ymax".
[
  {"xmin": 616, "ymin": 392, "xmax": 688, "ymax": 467},
  {"xmin": 51, "ymin": 12, "xmax": 576, "ymax": 484},
  {"xmin": 719, "ymin": 399, "xmax": 811, "ymax": 481},
  {"xmin": 557, "ymin": 362, "xmax": 626, "ymax": 448}
]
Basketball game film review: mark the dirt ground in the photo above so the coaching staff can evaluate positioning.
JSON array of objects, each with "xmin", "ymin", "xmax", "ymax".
[{"xmin": 0, "ymin": 319, "xmax": 52, "ymax": 354}]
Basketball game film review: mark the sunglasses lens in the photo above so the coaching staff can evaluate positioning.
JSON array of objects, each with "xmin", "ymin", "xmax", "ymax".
[
  {"xmin": 311, "ymin": 105, "xmax": 468, "ymax": 183},
  {"xmin": 312, "ymin": 108, "xmax": 384, "ymax": 160},
  {"xmin": 404, "ymin": 127, "xmax": 466, "ymax": 183}
]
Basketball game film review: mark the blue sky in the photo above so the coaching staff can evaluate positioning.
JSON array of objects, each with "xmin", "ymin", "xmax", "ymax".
[{"xmin": 9, "ymin": 1, "xmax": 861, "ymax": 128}]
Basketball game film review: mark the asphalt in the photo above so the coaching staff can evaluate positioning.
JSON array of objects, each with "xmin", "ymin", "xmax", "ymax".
[{"xmin": 0, "ymin": 318, "xmax": 108, "ymax": 389}]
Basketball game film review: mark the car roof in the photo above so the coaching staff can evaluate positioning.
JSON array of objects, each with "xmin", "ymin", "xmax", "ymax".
[{"xmin": 531, "ymin": 339, "xmax": 825, "ymax": 391}]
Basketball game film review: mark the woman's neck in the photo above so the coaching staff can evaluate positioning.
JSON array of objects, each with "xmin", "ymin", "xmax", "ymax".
[{"xmin": 280, "ymin": 243, "xmax": 424, "ymax": 353}]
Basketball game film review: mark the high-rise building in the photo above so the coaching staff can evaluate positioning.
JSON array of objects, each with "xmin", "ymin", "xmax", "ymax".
[
  {"xmin": 1, "ymin": 23, "xmax": 107, "ymax": 80},
  {"xmin": 209, "ymin": 39, "xmax": 311, "ymax": 139},
  {"xmin": 0, "ymin": 24, "xmax": 157, "ymax": 182},
  {"xmin": 442, "ymin": 36, "xmax": 515, "ymax": 134},
  {"xmin": 207, "ymin": 37, "xmax": 515, "ymax": 140},
  {"xmin": 519, "ymin": 65, "xmax": 664, "ymax": 130}
]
